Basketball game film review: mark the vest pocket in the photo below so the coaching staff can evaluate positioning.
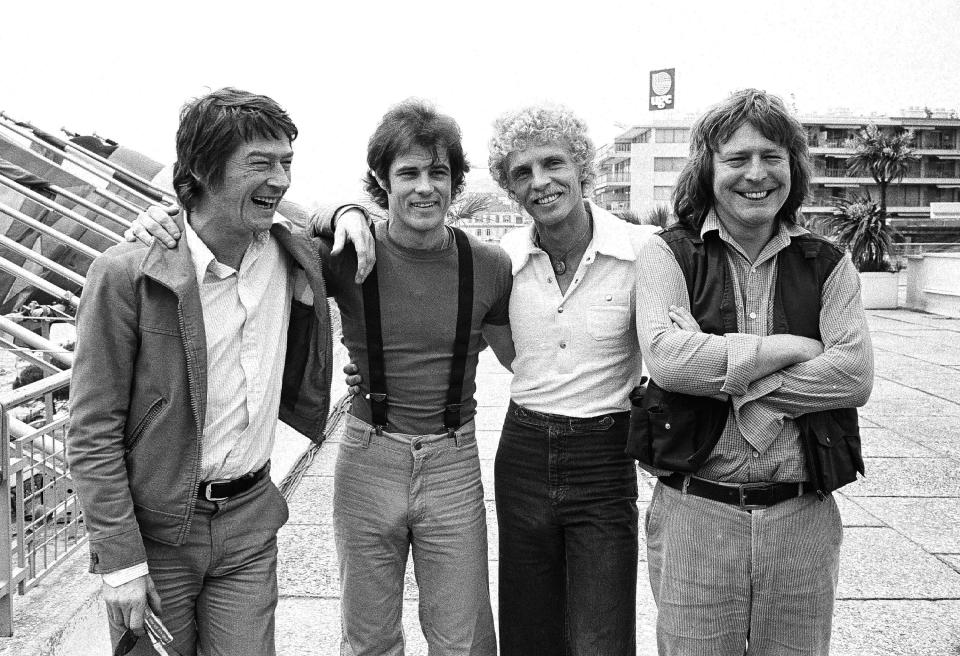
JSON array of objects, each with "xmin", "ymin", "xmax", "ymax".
[
  {"xmin": 798, "ymin": 410, "xmax": 864, "ymax": 495},
  {"xmin": 626, "ymin": 382, "xmax": 729, "ymax": 472}
]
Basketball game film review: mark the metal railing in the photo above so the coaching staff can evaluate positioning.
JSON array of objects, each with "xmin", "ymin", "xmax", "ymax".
[
  {"xmin": 0, "ymin": 362, "xmax": 76, "ymax": 635},
  {"xmin": 595, "ymin": 173, "xmax": 632, "ymax": 185},
  {"xmin": 893, "ymin": 242, "xmax": 960, "ymax": 257},
  {"xmin": 0, "ymin": 112, "xmax": 166, "ymax": 637}
]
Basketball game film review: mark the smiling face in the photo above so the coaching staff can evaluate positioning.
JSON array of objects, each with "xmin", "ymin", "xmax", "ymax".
[
  {"xmin": 711, "ymin": 122, "xmax": 791, "ymax": 238},
  {"xmin": 377, "ymin": 144, "xmax": 452, "ymax": 245},
  {"xmin": 200, "ymin": 136, "xmax": 293, "ymax": 236},
  {"xmin": 505, "ymin": 142, "xmax": 585, "ymax": 228}
]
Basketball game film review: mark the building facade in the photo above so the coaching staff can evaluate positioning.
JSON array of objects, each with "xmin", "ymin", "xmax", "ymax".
[
  {"xmin": 595, "ymin": 109, "xmax": 960, "ymax": 241},
  {"xmin": 455, "ymin": 194, "xmax": 529, "ymax": 243}
]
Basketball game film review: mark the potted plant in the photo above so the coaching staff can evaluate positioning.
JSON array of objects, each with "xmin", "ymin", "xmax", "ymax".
[{"xmin": 821, "ymin": 194, "xmax": 899, "ymax": 309}]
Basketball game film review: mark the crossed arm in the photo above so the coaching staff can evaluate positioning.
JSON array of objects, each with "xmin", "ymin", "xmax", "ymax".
[{"xmin": 636, "ymin": 235, "xmax": 873, "ymax": 452}]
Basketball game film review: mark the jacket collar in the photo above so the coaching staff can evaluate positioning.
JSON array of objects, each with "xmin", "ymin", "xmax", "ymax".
[
  {"xmin": 139, "ymin": 209, "xmax": 296, "ymax": 294},
  {"xmin": 502, "ymin": 200, "xmax": 638, "ymax": 275}
]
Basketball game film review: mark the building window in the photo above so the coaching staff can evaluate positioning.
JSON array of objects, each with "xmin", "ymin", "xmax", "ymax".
[
  {"xmin": 654, "ymin": 157, "xmax": 687, "ymax": 172},
  {"xmin": 653, "ymin": 186, "xmax": 673, "ymax": 201},
  {"xmin": 655, "ymin": 128, "xmax": 690, "ymax": 143},
  {"xmin": 902, "ymin": 186, "xmax": 922, "ymax": 206}
]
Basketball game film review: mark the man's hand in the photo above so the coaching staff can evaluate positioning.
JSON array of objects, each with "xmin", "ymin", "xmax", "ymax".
[
  {"xmin": 331, "ymin": 208, "xmax": 375, "ymax": 284},
  {"xmin": 344, "ymin": 362, "xmax": 362, "ymax": 396},
  {"xmin": 124, "ymin": 206, "xmax": 181, "ymax": 248},
  {"xmin": 102, "ymin": 573, "xmax": 162, "ymax": 636},
  {"xmin": 669, "ymin": 305, "xmax": 702, "ymax": 332}
]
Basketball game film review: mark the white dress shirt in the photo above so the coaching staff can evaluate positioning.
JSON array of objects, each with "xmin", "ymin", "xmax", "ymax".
[{"xmin": 104, "ymin": 216, "xmax": 293, "ymax": 587}]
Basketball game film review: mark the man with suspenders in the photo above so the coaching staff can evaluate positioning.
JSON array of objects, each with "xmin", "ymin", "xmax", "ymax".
[{"xmin": 315, "ymin": 99, "xmax": 512, "ymax": 655}]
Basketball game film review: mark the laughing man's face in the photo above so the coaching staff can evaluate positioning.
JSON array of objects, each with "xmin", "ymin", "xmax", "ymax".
[
  {"xmin": 202, "ymin": 137, "xmax": 293, "ymax": 236},
  {"xmin": 711, "ymin": 122, "xmax": 791, "ymax": 235}
]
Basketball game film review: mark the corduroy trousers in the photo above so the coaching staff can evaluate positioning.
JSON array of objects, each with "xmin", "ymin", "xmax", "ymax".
[{"xmin": 646, "ymin": 480, "xmax": 843, "ymax": 656}]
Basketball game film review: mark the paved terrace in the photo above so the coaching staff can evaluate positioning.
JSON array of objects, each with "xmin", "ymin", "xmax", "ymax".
[
  {"xmin": 5, "ymin": 308, "xmax": 960, "ymax": 654},
  {"xmin": 275, "ymin": 309, "xmax": 960, "ymax": 656}
]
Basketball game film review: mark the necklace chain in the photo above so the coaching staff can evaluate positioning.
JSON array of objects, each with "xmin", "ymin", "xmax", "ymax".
[{"xmin": 536, "ymin": 219, "xmax": 592, "ymax": 276}]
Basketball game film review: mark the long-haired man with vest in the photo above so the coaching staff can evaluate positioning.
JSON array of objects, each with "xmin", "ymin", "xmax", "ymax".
[{"xmin": 632, "ymin": 89, "xmax": 874, "ymax": 655}]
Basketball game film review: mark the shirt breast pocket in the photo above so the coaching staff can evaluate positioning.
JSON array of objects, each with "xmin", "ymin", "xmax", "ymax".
[{"xmin": 586, "ymin": 291, "xmax": 631, "ymax": 341}]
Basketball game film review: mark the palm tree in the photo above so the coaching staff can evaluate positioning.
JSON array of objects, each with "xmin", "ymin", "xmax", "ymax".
[
  {"xmin": 446, "ymin": 194, "xmax": 492, "ymax": 226},
  {"xmin": 611, "ymin": 209, "xmax": 640, "ymax": 225},
  {"xmin": 643, "ymin": 204, "xmax": 675, "ymax": 229},
  {"xmin": 846, "ymin": 124, "xmax": 917, "ymax": 231},
  {"xmin": 821, "ymin": 194, "xmax": 893, "ymax": 272}
]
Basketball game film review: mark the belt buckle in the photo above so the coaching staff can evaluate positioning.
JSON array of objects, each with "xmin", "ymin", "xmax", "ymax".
[
  {"xmin": 203, "ymin": 479, "xmax": 232, "ymax": 502},
  {"xmin": 738, "ymin": 482, "xmax": 771, "ymax": 510}
]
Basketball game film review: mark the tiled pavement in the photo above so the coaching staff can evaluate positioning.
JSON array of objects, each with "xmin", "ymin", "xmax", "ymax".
[{"xmin": 276, "ymin": 309, "xmax": 960, "ymax": 655}]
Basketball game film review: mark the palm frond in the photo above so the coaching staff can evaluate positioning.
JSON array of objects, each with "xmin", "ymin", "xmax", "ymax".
[
  {"xmin": 446, "ymin": 194, "xmax": 492, "ymax": 225},
  {"xmin": 821, "ymin": 195, "xmax": 895, "ymax": 272}
]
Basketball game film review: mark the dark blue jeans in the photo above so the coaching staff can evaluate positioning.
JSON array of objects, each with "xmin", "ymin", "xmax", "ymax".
[{"xmin": 495, "ymin": 400, "xmax": 639, "ymax": 656}]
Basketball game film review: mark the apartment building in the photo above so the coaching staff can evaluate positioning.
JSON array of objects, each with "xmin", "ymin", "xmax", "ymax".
[
  {"xmin": 456, "ymin": 194, "xmax": 529, "ymax": 243},
  {"xmin": 595, "ymin": 109, "xmax": 960, "ymax": 241}
]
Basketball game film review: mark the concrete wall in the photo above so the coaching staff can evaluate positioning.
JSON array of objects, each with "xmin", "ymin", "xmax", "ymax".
[{"xmin": 904, "ymin": 253, "xmax": 960, "ymax": 317}]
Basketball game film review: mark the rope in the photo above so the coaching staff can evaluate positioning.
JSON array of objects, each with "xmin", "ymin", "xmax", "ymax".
[{"xmin": 278, "ymin": 393, "xmax": 351, "ymax": 500}]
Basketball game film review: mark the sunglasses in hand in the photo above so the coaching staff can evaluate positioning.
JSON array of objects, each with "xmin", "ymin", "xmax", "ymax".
[{"xmin": 114, "ymin": 608, "xmax": 182, "ymax": 656}]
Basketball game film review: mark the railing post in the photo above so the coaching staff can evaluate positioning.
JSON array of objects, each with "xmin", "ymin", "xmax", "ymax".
[{"xmin": 0, "ymin": 404, "xmax": 13, "ymax": 636}]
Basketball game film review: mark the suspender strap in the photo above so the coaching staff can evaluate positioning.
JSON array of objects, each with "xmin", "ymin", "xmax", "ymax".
[
  {"xmin": 361, "ymin": 223, "xmax": 388, "ymax": 432},
  {"xmin": 361, "ymin": 224, "xmax": 474, "ymax": 435},
  {"xmin": 444, "ymin": 227, "xmax": 474, "ymax": 433}
]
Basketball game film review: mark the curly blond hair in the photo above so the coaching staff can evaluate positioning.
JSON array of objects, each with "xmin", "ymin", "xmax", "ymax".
[{"xmin": 488, "ymin": 105, "xmax": 595, "ymax": 195}]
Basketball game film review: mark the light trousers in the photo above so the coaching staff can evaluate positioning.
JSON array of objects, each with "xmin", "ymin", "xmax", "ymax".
[
  {"xmin": 646, "ymin": 480, "xmax": 843, "ymax": 656},
  {"xmin": 333, "ymin": 414, "xmax": 496, "ymax": 656},
  {"xmin": 108, "ymin": 471, "xmax": 288, "ymax": 656}
]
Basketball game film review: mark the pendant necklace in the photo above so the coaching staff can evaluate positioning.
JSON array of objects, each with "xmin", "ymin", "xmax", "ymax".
[{"xmin": 537, "ymin": 219, "xmax": 592, "ymax": 276}]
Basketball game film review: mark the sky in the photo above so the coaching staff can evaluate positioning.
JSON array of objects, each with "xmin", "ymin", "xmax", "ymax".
[{"xmin": 4, "ymin": 0, "xmax": 960, "ymax": 206}]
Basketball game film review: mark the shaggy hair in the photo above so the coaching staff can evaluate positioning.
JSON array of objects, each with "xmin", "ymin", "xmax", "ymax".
[
  {"xmin": 364, "ymin": 99, "xmax": 469, "ymax": 210},
  {"xmin": 673, "ymin": 88, "xmax": 811, "ymax": 231},
  {"xmin": 173, "ymin": 88, "xmax": 297, "ymax": 211},
  {"xmin": 488, "ymin": 105, "xmax": 596, "ymax": 195}
]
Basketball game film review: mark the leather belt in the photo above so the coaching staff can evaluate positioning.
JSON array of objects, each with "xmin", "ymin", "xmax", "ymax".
[
  {"xmin": 659, "ymin": 472, "xmax": 810, "ymax": 511},
  {"xmin": 198, "ymin": 462, "xmax": 269, "ymax": 502}
]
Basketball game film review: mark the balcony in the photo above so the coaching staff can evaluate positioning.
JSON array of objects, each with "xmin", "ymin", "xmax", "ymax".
[
  {"xmin": 925, "ymin": 169, "xmax": 960, "ymax": 179},
  {"xmin": 597, "ymin": 142, "xmax": 632, "ymax": 164},
  {"xmin": 597, "ymin": 191, "xmax": 630, "ymax": 205},
  {"xmin": 809, "ymin": 138, "xmax": 851, "ymax": 150},
  {"xmin": 594, "ymin": 172, "xmax": 632, "ymax": 190}
]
